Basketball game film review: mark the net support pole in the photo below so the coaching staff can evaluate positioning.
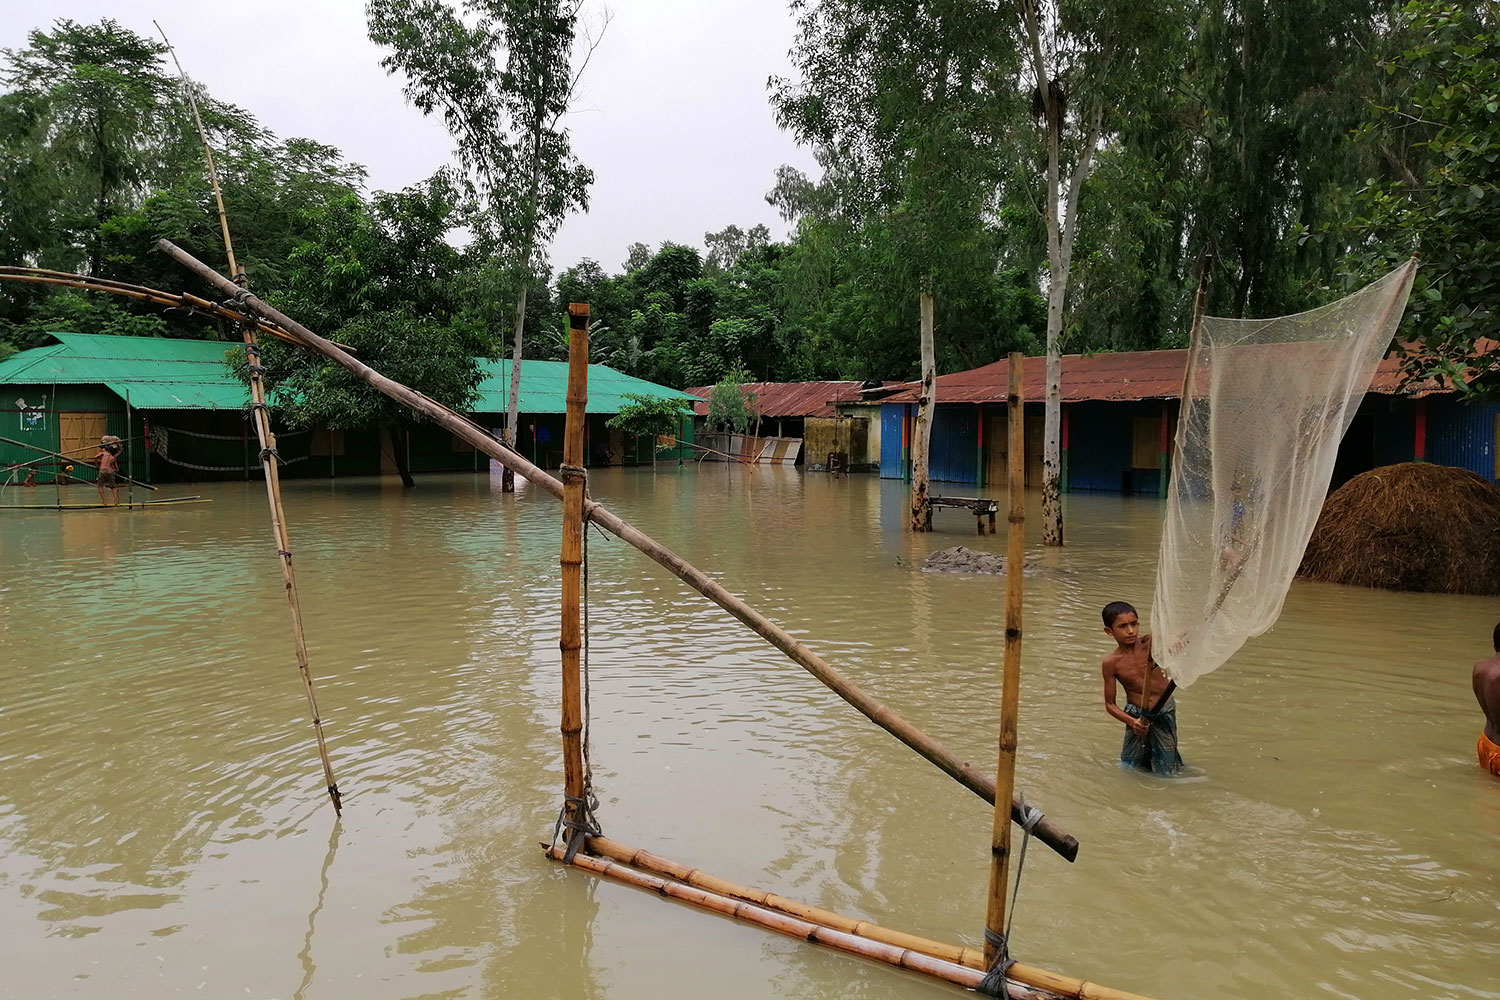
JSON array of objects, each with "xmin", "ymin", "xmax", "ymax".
[
  {"xmin": 560, "ymin": 303, "xmax": 590, "ymax": 829},
  {"xmin": 243, "ymin": 321, "xmax": 342, "ymax": 816},
  {"xmin": 985, "ymin": 353, "xmax": 1028, "ymax": 964},
  {"xmin": 126, "ymin": 389, "xmax": 135, "ymax": 507},
  {"xmin": 155, "ymin": 238, "xmax": 1079, "ymax": 862}
]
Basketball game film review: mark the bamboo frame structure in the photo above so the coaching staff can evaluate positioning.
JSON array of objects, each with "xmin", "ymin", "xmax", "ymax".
[
  {"xmin": 154, "ymin": 238, "xmax": 1080, "ymax": 862},
  {"xmin": 985, "ymin": 353, "xmax": 1027, "ymax": 965},
  {"xmin": 559, "ymin": 303, "xmax": 590, "ymax": 842},
  {"xmin": 549, "ymin": 838, "xmax": 1156, "ymax": 1000}
]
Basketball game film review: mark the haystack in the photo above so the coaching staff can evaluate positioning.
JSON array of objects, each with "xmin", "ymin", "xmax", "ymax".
[{"xmin": 1297, "ymin": 462, "xmax": 1500, "ymax": 594}]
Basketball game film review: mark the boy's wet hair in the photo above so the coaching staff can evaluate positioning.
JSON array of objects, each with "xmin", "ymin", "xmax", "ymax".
[
  {"xmin": 1102, "ymin": 601, "xmax": 1137, "ymax": 628},
  {"xmin": 1493, "ymin": 620, "xmax": 1500, "ymax": 652}
]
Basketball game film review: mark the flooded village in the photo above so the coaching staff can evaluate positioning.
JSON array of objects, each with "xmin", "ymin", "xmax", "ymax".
[{"xmin": 3, "ymin": 5, "xmax": 1499, "ymax": 1000}]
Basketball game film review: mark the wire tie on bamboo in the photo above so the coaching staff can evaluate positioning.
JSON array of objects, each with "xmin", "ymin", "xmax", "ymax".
[{"xmin": 260, "ymin": 447, "xmax": 284, "ymax": 465}]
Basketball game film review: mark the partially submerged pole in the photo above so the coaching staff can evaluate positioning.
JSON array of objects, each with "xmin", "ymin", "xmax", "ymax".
[
  {"xmin": 157, "ymin": 239, "xmax": 1076, "ymax": 859},
  {"xmin": 558, "ymin": 303, "xmax": 590, "ymax": 853},
  {"xmin": 156, "ymin": 31, "xmax": 341, "ymax": 814},
  {"xmin": 985, "ymin": 353, "xmax": 1027, "ymax": 970}
]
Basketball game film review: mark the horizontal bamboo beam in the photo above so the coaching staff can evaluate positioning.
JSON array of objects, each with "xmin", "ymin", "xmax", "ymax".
[
  {"xmin": 155, "ymin": 238, "xmax": 1080, "ymax": 863},
  {"xmin": 543, "ymin": 845, "xmax": 1045, "ymax": 997},
  {"xmin": 586, "ymin": 835, "xmax": 983, "ymax": 967},
  {"xmin": 0, "ymin": 267, "xmax": 307, "ymax": 347},
  {"xmin": 581, "ymin": 836, "xmax": 1156, "ymax": 1000}
]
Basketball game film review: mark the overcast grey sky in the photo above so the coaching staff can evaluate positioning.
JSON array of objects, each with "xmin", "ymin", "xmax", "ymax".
[{"xmin": 0, "ymin": 0, "xmax": 819, "ymax": 274}]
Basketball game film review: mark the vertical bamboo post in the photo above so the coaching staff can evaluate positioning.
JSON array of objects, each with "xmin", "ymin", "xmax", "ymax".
[
  {"xmin": 126, "ymin": 389, "xmax": 135, "ymax": 507},
  {"xmin": 560, "ymin": 303, "xmax": 591, "ymax": 827},
  {"xmin": 984, "ymin": 352, "xmax": 1026, "ymax": 965}
]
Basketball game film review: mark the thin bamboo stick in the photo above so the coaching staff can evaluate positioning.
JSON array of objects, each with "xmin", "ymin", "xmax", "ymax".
[
  {"xmin": 985, "ymin": 352, "xmax": 1027, "ymax": 965},
  {"xmin": 559, "ymin": 303, "xmax": 590, "ymax": 834},
  {"xmin": 155, "ymin": 239, "xmax": 1080, "ymax": 861},
  {"xmin": 126, "ymin": 389, "xmax": 135, "ymax": 506},
  {"xmin": 155, "ymin": 34, "xmax": 342, "ymax": 814}
]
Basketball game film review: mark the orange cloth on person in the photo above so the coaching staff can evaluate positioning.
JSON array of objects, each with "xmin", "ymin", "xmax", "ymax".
[{"xmin": 1478, "ymin": 732, "xmax": 1500, "ymax": 776}]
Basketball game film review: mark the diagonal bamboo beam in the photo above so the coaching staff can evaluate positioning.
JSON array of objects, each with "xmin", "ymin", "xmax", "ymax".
[{"xmin": 156, "ymin": 238, "xmax": 1080, "ymax": 863}]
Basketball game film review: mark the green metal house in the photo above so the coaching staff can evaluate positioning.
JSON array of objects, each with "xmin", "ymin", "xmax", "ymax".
[{"xmin": 0, "ymin": 332, "xmax": 695, "ymax": 485}]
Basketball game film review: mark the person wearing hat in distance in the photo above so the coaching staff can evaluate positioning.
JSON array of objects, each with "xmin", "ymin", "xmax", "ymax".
[{"xmin": 95, "ymin": 439, "xmax": 121, "ymax": 506}]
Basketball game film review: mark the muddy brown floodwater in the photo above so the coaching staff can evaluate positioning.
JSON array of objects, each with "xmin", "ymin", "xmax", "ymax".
[{"xmin": 1, "ymin": 467, "xmax": 1496, "ymax": 1000}]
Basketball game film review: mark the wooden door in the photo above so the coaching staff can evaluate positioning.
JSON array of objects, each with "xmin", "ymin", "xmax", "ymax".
[
  {"xmin": 984, "ymin": 409, "xmax": 1009, "ymax": 489},
  {"xmin": 1026, "ymin": 416, "xmax": 1044, "ymax": 488},
  {"xmin": 59, "ymin": 412, "xmax": 108, "ymax": 464}
]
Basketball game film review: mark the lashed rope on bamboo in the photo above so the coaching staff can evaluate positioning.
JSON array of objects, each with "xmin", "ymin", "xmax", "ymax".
[
  {"xmin": 979, "ymin": 797, "xmax": 1044, "ymax": 998},
  {"xmin": 552, "ymin": 460, "xmax": 602, "ymax": 862}
]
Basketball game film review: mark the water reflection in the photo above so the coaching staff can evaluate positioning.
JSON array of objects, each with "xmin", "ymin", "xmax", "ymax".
[{"xmin": 0, "ymin": 468, "xmax": 1496, "ymax": 999}]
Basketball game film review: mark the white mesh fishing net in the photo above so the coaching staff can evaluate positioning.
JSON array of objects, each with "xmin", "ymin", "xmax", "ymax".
[{"xmin": 1151, "ymin": 261, "xmax": 1416, "ymax": 686}]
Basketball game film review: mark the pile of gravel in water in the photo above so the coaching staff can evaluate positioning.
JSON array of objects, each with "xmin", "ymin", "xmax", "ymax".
[{"xmin": 921, "ymin": 545, "xmax": 1040, "ymax": 576}]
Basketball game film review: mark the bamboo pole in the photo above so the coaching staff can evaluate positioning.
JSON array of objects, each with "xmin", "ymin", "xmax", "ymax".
[
  {"xmin": 156, "ymin": 239, "xmax": 1079, "ymax": 861},
  {"xmin": 584, "ymin": 835, "xmax": 984, "ymax": 968},
  {"xmin": 241, "ymin": 327, "xmax": 341, "ymax": 814},
  {"xmin": 126, "ymin": 389, "xmax": 135, "ymax": 507},
  {"xmin": 985, "ymin": 352, "xmax": 1028, "ymax": 966},
  {"xmin": 0, "ymin": 435, "xmax": 156, "ymax": 490},
  {"xmin": 0, "ymin": 268, "xmax": 306, "ymax": 347},
  {"xmin": 559, "ymin": 303, "xmax": 590, "ymax": 841},
  {"xmin": 574, "ymin": 835, "xmax": 1156, "ymax": 1000},
  {"xmin": 155, "ymin": 35, "xmax": 342, "ymax": 815},
  {"xmin": 543, "ymin": 845, "xmax": 1026, "ymax": 996}
]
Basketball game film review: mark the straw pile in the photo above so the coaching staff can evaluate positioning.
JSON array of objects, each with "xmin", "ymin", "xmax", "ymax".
[{"xmin": 1297, "ymin": 462, "xmax": 1500, "ymax": 594}]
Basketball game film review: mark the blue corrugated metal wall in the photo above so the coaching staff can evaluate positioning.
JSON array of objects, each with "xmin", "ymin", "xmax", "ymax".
[
  {"xmin": 1067, "ymin": 400, "xmax": 1164, "ymax": 493},
  {"xmin": 880, "ymin": 405, "xmax": 904, "ymax": 478},
  {"xmin": 1068, "ymin": 401, "xmax": 1129, "ymax": 491},
  {"xmin": 878, "ymin": 404, "xmax": 979, "ymax": 482},
  {"xmin": 1428, "ymin": 398, "xmax": 1500, "ymax": 481},
  {"xmin": 929, "ymin": 405, "xmax": 978, "ymax": 483}
]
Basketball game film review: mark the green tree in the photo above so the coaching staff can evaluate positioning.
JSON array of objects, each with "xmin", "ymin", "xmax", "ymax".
[
  {"xmin": 369, "ymin": 0, "xmax": 601, "ymax": 491},
  {"xmin": 606, "ymin": 393, "xmax": 693, "ymax": 467},
  {"xmin": 0, "ymin": 19, "xmax": 173, "ymax": 274},
  {"xmin": 773, "ymin": 0, "xmax": 1010, "ymax": 530},
  {"xmin": 1348, "ymin": 1, "xmax": 1500, "ymax": 399},
  {"xmin": 705, "ymin": 369, "xmax": 757, "ymax": 433},
  {"xmin": 248, "ymin": 175, "xmax": 486, "ymax": 487}
]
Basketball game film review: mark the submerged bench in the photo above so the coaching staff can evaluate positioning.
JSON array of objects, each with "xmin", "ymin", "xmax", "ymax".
[{"xmin": 930, "ymin": 495, "xmax": 999, "ymax": 535}]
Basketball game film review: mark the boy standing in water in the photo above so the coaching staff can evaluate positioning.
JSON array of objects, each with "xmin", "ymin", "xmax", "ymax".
[
  {"xmin": 1474, "ymin": 622, "xmax": 1500, "ymax": 777},
  {"xmin": 1100, "ymin": 601, "xmax": 1183, "ymax": 775}
]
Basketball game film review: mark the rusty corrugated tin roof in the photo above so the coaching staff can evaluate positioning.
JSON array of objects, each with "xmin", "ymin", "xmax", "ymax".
[
  {"xmin": 685, "ymin": 380, "xmax": 869, "ymax": 418},
  {"xmin": 876, "ymin": 346, "xmax": 1467, "ymax": 406}
]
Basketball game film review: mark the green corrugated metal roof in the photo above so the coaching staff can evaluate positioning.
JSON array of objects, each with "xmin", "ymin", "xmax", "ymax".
[
  {"xmin": 0, "ymin": 332, "xmax": 247, "ymax": 409},
  {"xmin": 473, "ymin": 359, "xmax": 697, "ymax": 414},
  {"xmin": 0, "ymin": 332, "xmax": 695, "ymax": 414}
]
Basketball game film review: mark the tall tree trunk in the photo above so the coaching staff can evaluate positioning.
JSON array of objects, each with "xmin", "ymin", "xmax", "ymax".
[
  {"xmin": 909, "ymin": 287, "xmax": 936, "ymax": 532},
  {"xmin": 1040, "ymin": 94, "xmax": 1066, "ymax": 547},
  {"xmin": 388, "ymin": 423, "xmax": 415, "ymax": 488},
  {"xmin": 502, "ymin": 283, "xmax": 527, "ymax": 492}
]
